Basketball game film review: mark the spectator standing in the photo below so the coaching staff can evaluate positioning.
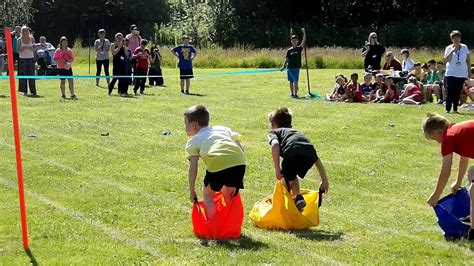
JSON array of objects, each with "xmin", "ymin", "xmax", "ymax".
[
  {"xmin": 361, "ymin": 32, "xmax": 385, "ymax": 71},
  {"xmin": 94, "ymin": 29, "xmax": 111, "ymax": 87}
]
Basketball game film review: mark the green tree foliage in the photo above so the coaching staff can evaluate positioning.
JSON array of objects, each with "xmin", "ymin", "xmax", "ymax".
[{"xmin": 0, "ymin": 0, "xmax": 36, "ymax": 30}]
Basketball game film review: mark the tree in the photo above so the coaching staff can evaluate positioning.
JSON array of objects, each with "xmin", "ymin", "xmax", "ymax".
[{"xmin": 0, "ymin": 0, "xmax": 36, "ymax": 30}]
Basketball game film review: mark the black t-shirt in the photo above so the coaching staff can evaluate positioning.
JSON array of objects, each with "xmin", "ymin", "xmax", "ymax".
[
  {"xmin": 362, "ymin": 44, "xmax": 385, "ymax": 70},
  {"xmin": 286, "ymin": 46, "xmax": 303, "ymax": 69},
  {"xmin": 268, "ymin": 128, "xmax": 318, "ymax": 160}
]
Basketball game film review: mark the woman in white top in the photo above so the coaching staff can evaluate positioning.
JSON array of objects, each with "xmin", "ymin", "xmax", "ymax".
[
  {"xmin": 444, "ymin": 30, "xmax": 471, "ymax": 113},
  {"xmin": 17, "ymin": 26, "xmax": 37, "ymax": 96}
]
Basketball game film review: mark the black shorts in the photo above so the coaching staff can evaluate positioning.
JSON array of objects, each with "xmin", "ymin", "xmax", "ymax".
[
  {"xmin": 57, "ymin": 68, "xmax": 73, "ymax": 80},
  {"xmin": 281, "ymin": 156, "xmax": 317, "ymax": 182},
  {"xmin": 204, "ymin": 165, "xmax": 245, "ymax": 192},
  {"xmin": 179, "ymin": 68, "xmax": 194, "ymax": 80}
]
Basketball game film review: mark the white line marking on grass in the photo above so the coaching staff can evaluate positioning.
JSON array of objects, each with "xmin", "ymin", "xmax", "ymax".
[
  {"xmin": 21, "ymin": 123, "xmax": 123, "ymax": 156},
  {"xmin": 0, "ymin": 176, "xmax": 163, "ymax": 259},
  {"xmin": 1, "ymin": 143, "xmax": 189, "ymax": 213}
]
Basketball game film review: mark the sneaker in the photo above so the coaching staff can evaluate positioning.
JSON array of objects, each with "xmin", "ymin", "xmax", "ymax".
[
  {"xmin": 295, "ymin": 194, "xmax": 306, "ymax": 212},
  {"xmin": 71, "ymin": 95, "xmax": 77, "ymax": 100},
  {"xmin": 181, "ymin": 90, "xmax": 184, "ymax": 94},
  {"xmin": 61, "ymin": 95, "xmax": 67, "ymax": 99},
  {"xmin": 140, "ymin": 91, "xmax": 145, "ymax": 95},
  {"xmin": 185, "ymin": 90, "xmax": 190, "ymax": 95},
  {"xmin": 134, "ymin": 91, "xmax": 138, "ymax": 96}
]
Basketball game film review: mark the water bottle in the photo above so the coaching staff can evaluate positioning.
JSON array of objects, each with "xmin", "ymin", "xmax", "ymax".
[
  {"xmin": 390, "ymin": 67, "xmax": 394, "ymax": 77},
  {"xmin": 433, "ymin": 94, "xmax": 438, "ymax": 103}
]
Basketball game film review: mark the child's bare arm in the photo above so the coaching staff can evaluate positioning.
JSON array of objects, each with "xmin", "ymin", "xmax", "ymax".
[
  {"xmin": 235, "ymin": 140, "xmax": 244, "ymax": 152},
  {"xmin": 427, "ymin": 153, "xmax": 453, "ymax": 206},
  {"xmin": 452, "ymin": 156, "xmax": 469, "ymax": 193},
  {"xmin": 315, "ymin": 158, "xmax": 329, "ymax": 193},
  {"xmin": 281, "ymin": 57, "xmax": 288, "ymax": 70},
  {"xmin": 299, "ymin": 28, "xmax": 306, "ymax": 48},
  {"xmin": 188, "ymin": 156, "xmax": 199, "ymax": 202},
  {"xmin": 270, "ymin": 139, "xmax": 283, "ymax": 180}
]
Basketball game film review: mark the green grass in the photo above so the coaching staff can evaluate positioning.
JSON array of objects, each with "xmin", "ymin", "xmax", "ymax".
[{"xmin": 0, "ymin": 65, "xmax": 473, "ymax": 264}]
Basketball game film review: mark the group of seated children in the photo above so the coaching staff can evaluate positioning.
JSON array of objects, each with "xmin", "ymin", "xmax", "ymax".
[{"xmin": 326, "ymin": 62, "xmax": 474, "ymax": 108}]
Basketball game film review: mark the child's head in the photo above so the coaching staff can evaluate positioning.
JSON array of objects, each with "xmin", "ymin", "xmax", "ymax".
[
  {"xmin": 427, "ymin": 59, "xmax": 436, "ymax": 70},
  {"xmin": 290, "ymin": 35, "xmax": 298, "ymax": 47},
  {"xmin": 407, "ymin": 74, "xmax": 417, "ymax": 84},
  {"xmin": 385, "ymin": 76, "xmax": 393, "ymax": 86},
  {"xmin": 363, "ymin": 73, "xmax": 373, "ymax": 84},
  {"xmin": 140, "ymin": 39, "xmax": 148, "ymax": 48},
  {"xmin": 350, "ymin": 73, "xmax": 358, "ymax": 82},
  {"xmin": 182, "ymin": 35, "xmax": 191, "ymax": 45},
  {"xmin": 335, "ymin": 75, "xmax": 345, "ymax": 86},
  {"xmin": 59, "ymin": 36, "xmax": 68, "ymax": 49},
  {"xmin": 375, "ymin": 73, "xmax": 384, "ymax": 84},
  {"xmin": 421, "ymin": 63, "xmax": 429, "ymax": 72},
  {"xmin": 471, "ymin": 66, "xmax": 474, "ymax": 75},
  {"xmin": 184, "ymin": 105, "xmax": 210, "ymax": 136},
  {"xmin": 268, "ymin": 107, "xmax": 292, "ymax": 129},
  {"xmin": 422, "ymin": 113, "xmax": 450, "ymax": 143},
  {"xmin": 436, "ymin": 61, "xmax": 444, "ymax": 71},
  {"xmin": 400, "ymin": 49, "xmax": 410, "ymax": 59},
  {"xmin": 413, "ymin": 63, "xmax": 421, "ymax": 71}
]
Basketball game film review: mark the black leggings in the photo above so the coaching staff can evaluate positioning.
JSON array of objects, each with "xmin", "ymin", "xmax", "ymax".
[
  {"xmin": 445, "ymin": 76, "xmax": 466, "ymax": 112},
  {"xmin": 96, "ymin": 59, "xmax": 110, "ymax": 77}
]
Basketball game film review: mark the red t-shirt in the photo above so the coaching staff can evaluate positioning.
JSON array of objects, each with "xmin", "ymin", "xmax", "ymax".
[
  {"xmin": 441, "ymin": 121, "xmax": 474, "ymax": 158},
  {"xmin": 408, "ymin": 84, "xmax": 422, "ymax": 96},
  {"xmin": 348, "ymin": 83, "xmax": 362, "ymax": 102},
  {"xmin": 134, "ymin": 47, "xmax": 149, "ymax": 69}
]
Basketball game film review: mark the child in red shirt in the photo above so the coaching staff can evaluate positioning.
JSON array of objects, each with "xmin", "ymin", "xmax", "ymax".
[
  {"xmin": 423, "ymin": 113, "xmax": 474, "ymax": 240},
  {"xmin": 346, "ymin": 73, "xmax": 366, "ymax": 102},
  {"xmin": 132, "ymin": 39, "xmax": 150, "ymax": 95},
  {"xmin": 400, "ymin": 76, "xmax": 423, "ymax": 104}
]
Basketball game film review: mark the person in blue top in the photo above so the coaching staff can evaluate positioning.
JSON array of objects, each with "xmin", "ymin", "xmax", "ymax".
[{"xmin": 172, "ymin": 35, "xmax": 197, "ymax": 94}]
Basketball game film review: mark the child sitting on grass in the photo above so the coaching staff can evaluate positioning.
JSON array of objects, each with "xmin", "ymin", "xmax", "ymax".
[
  {"xmin": 184, "ymin": 105, "xmax": 246, "ymax": 220},
  {"xmin": 369, "ymin": 73, "xmax": 385, "ymax": 102},
  {"xmin": 361, "ymin": 72, "xmax": 373, "ymax": 100},
  {"xmin": 400, "ymin": 76, "xmax": 424, "ymax": 105},
  {"xmin": 423, "ymin": 113, "xmax": 474, "ymax": 240},
  {"xmin": 268, "ymin": 107, "xmax": 329, "ymax": 211},
  {"xmin": 375, "ymin": 76, "xmax": 398, "ymax": 103},
  {"xmin": 346, "ymin": 73, "xmax": 366, "ymax": 102},
  {"xmin": 326, "ymin": 74, "xmax": 349, "ymax": 101}
]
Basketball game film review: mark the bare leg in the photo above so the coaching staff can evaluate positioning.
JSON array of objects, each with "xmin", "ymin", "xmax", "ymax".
[
  {"xmin": 221, "ymin": 186, "xmax": 237, "ymax": 205},
  {"xmin": 468, "ymin": 166, "xmax": 474, "ymax": 230},
  {"xmin": 289, "ymin": 178, "xmax": 301, "ymax": 195},
  {"xmin": 202, "ymin": 184, "xmax": 216, "ymax": 220},
  {"xmin": 60, "ymin": 80, "xmax": 66, "ymax": 96},
  {"xmin": 186, "ymin": 79, "xmax": 190, "ymax": 92},
  {"xmin": 294, "ymin": 82, "xmax": 299, "ymax": 96},
  {"xmin": 180, "ymin": 79, "xmax": 185, "ymax": 92},
  {"xmin": 68, "ymin": 79, "xmax": 75, "ymax": 96}
]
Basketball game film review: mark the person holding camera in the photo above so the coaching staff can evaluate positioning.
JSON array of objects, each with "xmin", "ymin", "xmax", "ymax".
[
  {"xmin": 361, "ymin": 32, "xmax": 385, "ymax": 71},
  {"xmin": 149, "ymin": 46, "xmax": 164, "ymax": 86}
]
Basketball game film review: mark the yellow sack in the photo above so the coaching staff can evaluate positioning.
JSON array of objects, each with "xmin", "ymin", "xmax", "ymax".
[{"xmin": 249, "ymin": 181, "xmax": 321, "ymax": 230}]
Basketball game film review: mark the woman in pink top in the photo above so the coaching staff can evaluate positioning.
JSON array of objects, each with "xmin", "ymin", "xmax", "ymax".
[
  {"xmin": 126, "ymin": 25, "xmax": 141, "ymax": 81},
  {"xmin": 54, "ymin": 36, "xmax": 76, "ymax": 99}
]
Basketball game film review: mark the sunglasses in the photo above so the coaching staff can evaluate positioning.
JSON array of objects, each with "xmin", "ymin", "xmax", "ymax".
[{"xmin": 371, "ymin": 37, "xmax": 377, "ymax": 39}]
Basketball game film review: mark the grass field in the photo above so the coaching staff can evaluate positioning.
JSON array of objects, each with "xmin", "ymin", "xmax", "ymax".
[{"xmin": 0, "ymin": 65, "xmax": 473, "ymax": 264}]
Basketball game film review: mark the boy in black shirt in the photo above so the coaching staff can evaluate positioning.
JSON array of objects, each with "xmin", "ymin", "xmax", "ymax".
[
  {"xmin": 281, "ymin": 28, "xmax": 306, "ymax": 98},
  {"xmin": 268, "ymin": 107, "xmax": 329, "ymax": 211}
]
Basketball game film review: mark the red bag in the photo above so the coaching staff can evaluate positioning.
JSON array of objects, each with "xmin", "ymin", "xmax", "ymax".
[{"xmin": 192, "ymin": 192, "xmax": 244, "ymax": 239}]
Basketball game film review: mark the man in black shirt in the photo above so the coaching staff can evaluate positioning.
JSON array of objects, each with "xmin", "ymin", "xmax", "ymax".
[{"xmin": 281, "ymin": 28, "xmax": 306, "ymax": 98}]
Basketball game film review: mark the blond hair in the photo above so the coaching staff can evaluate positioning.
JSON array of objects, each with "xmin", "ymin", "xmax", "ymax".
[{"xmin": 422, "ymin": 113, "xmax": 449, "ymax": 135}]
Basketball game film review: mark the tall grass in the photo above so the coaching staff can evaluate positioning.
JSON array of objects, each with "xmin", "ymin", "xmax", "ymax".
[{"xmin": 72, "ymin": 45, "xmax": 447, "ymax": 69}]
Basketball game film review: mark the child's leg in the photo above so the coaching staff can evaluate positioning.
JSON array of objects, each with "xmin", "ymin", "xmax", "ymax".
[
  {"xmin": 185, "ymin": 78, "xmax": 191, "ymax": 92},
  {"xmin": 289, "ymin": 178, "xmax": 301, "ymax": 196},
  {"xmin": 468, "ymin": 166, "xmax": 474, "ymax": 230},
  {"xmin": 180, "ymin": 79, "xmax": 185, "ymax": 92},
  {"xmin": 289, "ymin": 82, "xmax": 294, "ymax": 96},
  {"xmin": 202, "ymin": 184, "xmax": 216, "ymax": 220},
  {"xmin": 402, "ymin": 95, "xmax": 419, "ymax": 105},
  {"xmin": 68, "ymin": 79, "xmax": 75, "ymax": 96},
  {"xmin": 60, "ymin": 80, "xmax": 66, "ymax": 96},
  {"xmin": 294, "ymin": 81, "xmax": 299, "ymax": 96},
  {"xmin": 221, "ymin": 186, "xmax": 237, "ymax": 205}
]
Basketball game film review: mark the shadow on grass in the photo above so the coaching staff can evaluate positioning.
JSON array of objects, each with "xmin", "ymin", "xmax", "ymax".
[
  {"xmin": 25, "ymin": 94, "xmax": 44, "ymax": 98},
  {"xmin": 289, "ymin": 229, "xmax": 344, "ymax": 241},
  {"xmin": 199, "ymin": 234, "xmax": 268, "ymax": 251},
  {"xmin": 0, "ymin": 95, "xmax": 8, "ymax": 98},
  {"xmin": 25, "ymin": 249, "xmax": 38, "ymax": 266},
  {"xmin": 183, "ymin": 93, "xmax": 206, "ymax": 97}
]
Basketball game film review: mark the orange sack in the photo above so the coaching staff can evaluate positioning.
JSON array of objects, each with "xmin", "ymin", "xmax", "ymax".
[{"xmin": 192, "ymin": 192, "xmax": 244, "ymax": 239}]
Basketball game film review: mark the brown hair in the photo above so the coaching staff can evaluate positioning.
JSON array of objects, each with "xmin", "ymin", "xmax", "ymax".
[
  {"xmin": 268, "ymin": 107, "xmax": 292, "ymax": 128},
  {"xmin": 450, "ymin": 30, "xmax": 461, "ymax": 39},
  {"xmin": 422, "ymin": 113, "xmax": 449, "ymax": 135},
  {"xmin": 184, "ymin": 105, "xmax": 209, "ymax": 127}
]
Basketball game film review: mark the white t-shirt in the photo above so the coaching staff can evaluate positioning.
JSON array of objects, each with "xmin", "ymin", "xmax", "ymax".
[
  {"xmin": 444, "ymin": 43, "xmax": 470, "ymax": 78},
  {"xmin": 402, "ymin": 58, "xmax": 414, "ymax": 72}
]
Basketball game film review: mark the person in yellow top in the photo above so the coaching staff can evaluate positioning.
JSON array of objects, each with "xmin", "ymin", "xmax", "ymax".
[{"xmin": 184, "ymin": 105, "xmax": 246, "ymax": 220}]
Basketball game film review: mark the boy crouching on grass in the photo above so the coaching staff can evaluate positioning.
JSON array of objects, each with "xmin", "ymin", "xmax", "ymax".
[
  {"xmin": 268, "ymin": 107, "xmax": 329, "ymax": 211},
  {"xmin": 423, "ymin": 113, "xmax": 474, "ymax": 240},
  {"xmin": 184, "ymin": 105, "xmax": 246, "ymax": 220}
]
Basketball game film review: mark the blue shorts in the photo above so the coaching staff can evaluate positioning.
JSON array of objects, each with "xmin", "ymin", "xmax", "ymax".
[{"xmin": 287, "ymin": 68, "xmax": 300, "ymax": 82}]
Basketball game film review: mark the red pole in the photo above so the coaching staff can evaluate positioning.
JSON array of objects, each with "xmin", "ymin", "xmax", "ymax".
[{"xmin": 5, "ymin": 27, "xmax": 30, "ymax": 250}]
